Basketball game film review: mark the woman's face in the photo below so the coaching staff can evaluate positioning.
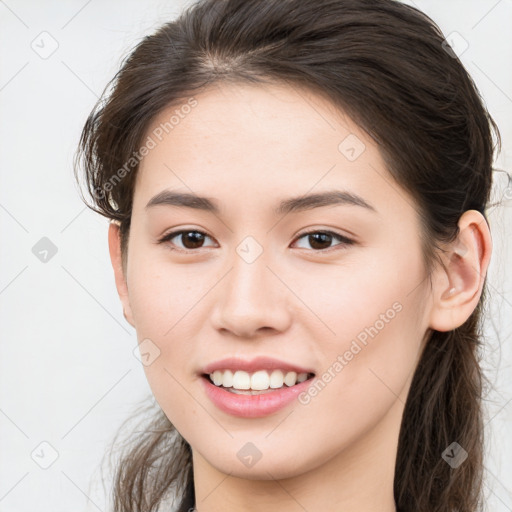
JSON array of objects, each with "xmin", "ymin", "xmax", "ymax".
[{"xmin": 117, "ymin": 82, "xmax": 434, "ymax": 479}]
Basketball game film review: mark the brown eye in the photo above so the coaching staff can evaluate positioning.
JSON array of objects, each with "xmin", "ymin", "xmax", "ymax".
[
  {"xmin": 158, "ymin": 228, "xmax": 354, "ymax": 253},
  {"xmin": 158, "ymin": 230, "xmax": 215, "ymax": 251},
  {"xmin": 306, "ymin": 232, "xmax": 332, "ymax": 250},
  {"xmin": 293, "ymin": 230, "xmax": 354, "ymax": 251}
]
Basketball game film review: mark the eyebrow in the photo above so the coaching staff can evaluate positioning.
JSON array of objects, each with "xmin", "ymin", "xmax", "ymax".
[{"xmin": 145, "ymin": 189, "xmax": 377, "ymax": 215}]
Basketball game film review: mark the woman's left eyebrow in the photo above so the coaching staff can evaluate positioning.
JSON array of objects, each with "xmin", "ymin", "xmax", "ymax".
[{"xmin": 145, "ymin": 189, "xmax": 377, "ymax": 215}]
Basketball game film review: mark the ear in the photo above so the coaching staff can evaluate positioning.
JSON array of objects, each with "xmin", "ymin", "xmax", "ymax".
[
  {"xmin": 429, "ymin": 210, "xmax": 492, "ymax": 332},
  {"xmin": 108, "ymin": 221, "xmax": 135, "ymax": 328}
]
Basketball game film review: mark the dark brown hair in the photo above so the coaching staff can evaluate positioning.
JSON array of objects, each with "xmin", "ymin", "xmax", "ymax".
[{"xmin": 75, "ymin": 0, "xmax": 501, "ymax": 510}]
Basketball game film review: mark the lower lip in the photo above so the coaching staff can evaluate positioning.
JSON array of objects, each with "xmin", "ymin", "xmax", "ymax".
[{"xmin": 200, "ymin": 375, "xmax": 315, "ymax": 418}]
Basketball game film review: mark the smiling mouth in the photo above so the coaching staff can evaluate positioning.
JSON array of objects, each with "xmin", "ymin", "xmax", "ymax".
[{"xmin": 201, "ymin": 371, "xmax": 316, "ymax": 395}]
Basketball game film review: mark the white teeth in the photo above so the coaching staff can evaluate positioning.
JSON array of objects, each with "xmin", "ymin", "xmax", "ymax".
[
  {"xmin": 269, "ymin": 369, "xmax": 283, "ymax": 389},
  {"xmin": 222, "ymin": 369, "xmax": 234, "ymax": 387},
  {"xmin": 232, "ymin": 370, "xmax": 251, "ymax": 389},
  {"xmin": 251, "ymin": 370, "xmax": 270, "ymax": 390},
  {"xmin": 284, "ymin": 371, "xmax": 297, "ymax": 387},
  {"xmin": 212, "ymin": 370, "xmax": 223, "ymax": 386},
  {"xmin": 208, "ymin": 369, "xmax": 311, "ymax": 390}
]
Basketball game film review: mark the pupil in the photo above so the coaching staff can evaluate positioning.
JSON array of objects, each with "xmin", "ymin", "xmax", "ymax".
[
  {"xmin": 309, "ymin": 233, "xmax": 331, "ymax": 250},
  {"xmin": 183, "ymin": 231, "xmax": 204, "ymax": 249}
]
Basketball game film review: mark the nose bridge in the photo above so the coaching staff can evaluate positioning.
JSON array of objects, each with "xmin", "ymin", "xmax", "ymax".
[{"xmin": 211, "ymin": 235, "xmax": 290, "ymax": 337}]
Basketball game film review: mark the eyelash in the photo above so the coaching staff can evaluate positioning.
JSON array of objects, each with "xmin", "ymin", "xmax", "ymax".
[{"xmin": 156, "ymin": 228, "xmax": 355, "ymax": 253}]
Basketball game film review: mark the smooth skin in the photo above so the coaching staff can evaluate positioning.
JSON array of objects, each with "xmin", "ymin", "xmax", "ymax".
[{"xmin": 108, "ymin": 81, "xmax": 491, "ymax": 512}]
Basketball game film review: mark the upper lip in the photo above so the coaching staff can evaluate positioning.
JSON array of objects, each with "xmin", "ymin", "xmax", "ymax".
[{"xmin": 200, "ymin": 356, "xmax": 315, "ymax": 375}]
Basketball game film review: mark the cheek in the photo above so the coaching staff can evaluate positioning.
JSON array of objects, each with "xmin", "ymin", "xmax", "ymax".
[
  {"xmin": 126, "ymin": 262, "xmax": 193, "ymax": 387},
  {"xmin": 296, "ymin": 246, "xmax": 427, "ymax": 419},
  {"xmin": 287, "ymin": 241, "xmax": 423, "ymax": 344},
  {"xmin": 127, "ymin": 248, "xmax": 202, "ymax": 335},
  {"xmin": 318, "ymin": 303, "xmax": 421, "ymax": 412},
  {"xmin": 283, "ymin": 295, "xmax": 426, "ymax": 473}
]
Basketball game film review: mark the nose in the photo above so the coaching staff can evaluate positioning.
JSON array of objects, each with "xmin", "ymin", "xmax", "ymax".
[{"xmin": 210, "ymin": 248, "xmax": 292, "ymax": 339}]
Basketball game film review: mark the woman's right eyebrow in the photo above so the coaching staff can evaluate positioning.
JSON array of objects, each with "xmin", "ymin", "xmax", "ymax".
[{"xmin": 145, "ymin": 189, "xmax": 377, "ymax": 216}]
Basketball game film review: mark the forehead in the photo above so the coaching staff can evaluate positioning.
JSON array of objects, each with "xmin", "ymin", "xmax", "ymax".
[
  {"xmin": 134, "ymin": 81, "xmax": 412, "ymax": 221},
  {"xmin": 141, "ymin": 81, "xmax": 359, "ymax": 161}
]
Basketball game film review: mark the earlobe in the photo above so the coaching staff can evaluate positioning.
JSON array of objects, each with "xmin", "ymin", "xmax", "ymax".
[
  {"xmin": 108, "ymin": 221, "xmax": 136, "ymax": 328},
  {"xmin": 429, "ymin": 210, "xmax": 492, "ymax": 332}
]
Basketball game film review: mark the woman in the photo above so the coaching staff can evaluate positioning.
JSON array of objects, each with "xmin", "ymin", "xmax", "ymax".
[{"xmin": 75, "ymin": 0, "xmax": 502, "ymax": 510}]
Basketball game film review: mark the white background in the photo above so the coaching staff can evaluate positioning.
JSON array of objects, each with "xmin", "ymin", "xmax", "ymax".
[{"xmin": 0, "ymin": 1, "xmax": 511, "ymax": 511}]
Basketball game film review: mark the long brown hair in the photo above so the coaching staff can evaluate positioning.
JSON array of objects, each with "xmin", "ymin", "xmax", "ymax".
[{"xmin": 75, "ymin": 1, "xmax": 501, "ymax": 510}]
